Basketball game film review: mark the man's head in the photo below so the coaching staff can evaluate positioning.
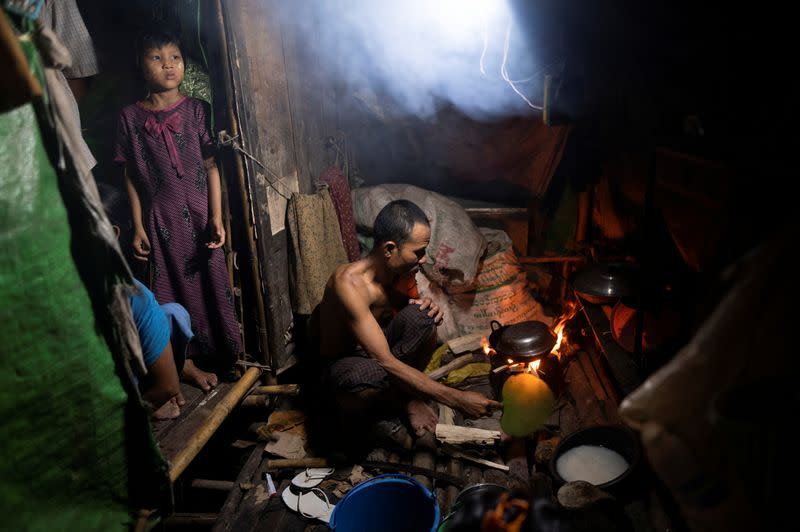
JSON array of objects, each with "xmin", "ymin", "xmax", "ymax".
[{"xmin": 372, "ymin": 200, "xmax": 431, "ymax": 273}]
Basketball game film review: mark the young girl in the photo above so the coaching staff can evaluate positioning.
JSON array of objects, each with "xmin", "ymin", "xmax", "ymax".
[{"xmin": 113, "ymin": 30, "xmax": 241, "ymax": 390}]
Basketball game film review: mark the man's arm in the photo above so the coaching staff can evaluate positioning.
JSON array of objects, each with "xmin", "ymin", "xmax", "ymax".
[{"xmin": 338, "ymin": 280, "xmax": 500, "ymax": 417}]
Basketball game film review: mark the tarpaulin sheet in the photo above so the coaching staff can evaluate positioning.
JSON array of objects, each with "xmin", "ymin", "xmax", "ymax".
[{"xmin": 0, "ymin": 103, "xmax": 150, "ymax": 530}]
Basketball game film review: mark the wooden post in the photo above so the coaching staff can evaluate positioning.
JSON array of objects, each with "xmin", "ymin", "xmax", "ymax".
[
  {"xmin": 169, "ymin": 367, "xmax": 262, "ymax": 482},
  {"xmin": 213, "ymin": 0, "xmax": 271, "ymax": 367}
]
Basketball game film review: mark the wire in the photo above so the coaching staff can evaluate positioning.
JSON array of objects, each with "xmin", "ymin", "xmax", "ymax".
[
  {"xmin": 500, "ymin": 20, "xmax": 543, "ymax": 111},
  {"xmin": 217, "ymin": 130, "xmax": 293, "ymax": 200}
]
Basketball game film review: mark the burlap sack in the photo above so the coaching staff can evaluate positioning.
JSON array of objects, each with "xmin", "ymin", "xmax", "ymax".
[{"xmin": 352, "ymin": 184, "xmax": 486, "ymax": 289}]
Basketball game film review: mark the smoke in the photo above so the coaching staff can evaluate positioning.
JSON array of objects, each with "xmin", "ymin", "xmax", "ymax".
[{"xmin": 276, "ymin": 0, "xmax": 546, "ymax": 120}]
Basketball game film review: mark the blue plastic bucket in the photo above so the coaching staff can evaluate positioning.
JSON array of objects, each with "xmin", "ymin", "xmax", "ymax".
[{"xmin": 329, "ymin": 473, "xmax": 440, "ymax": 532}]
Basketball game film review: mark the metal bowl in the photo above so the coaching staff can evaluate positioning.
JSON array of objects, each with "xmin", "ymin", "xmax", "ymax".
[
  {"xmin": 573, "ymin": 262, "xmax": 639, "ymax": 304},
  {"xmin": 489, "ymin": 320, "xmax": 556, "ymax": 359}
]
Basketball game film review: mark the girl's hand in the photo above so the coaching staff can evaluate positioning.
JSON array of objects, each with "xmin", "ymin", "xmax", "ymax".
[
  {"xmin": 132, "ymin": 230, "xmax": 151, "ymax": 261},
  {"xmin": 207, "ymin": 218, "xmax": 225, "ymax": 249}
]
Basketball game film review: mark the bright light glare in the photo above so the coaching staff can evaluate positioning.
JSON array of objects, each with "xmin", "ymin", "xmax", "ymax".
[{"xmin": 288, "ymin": 0, "xmax": 540, "ymax": 118}]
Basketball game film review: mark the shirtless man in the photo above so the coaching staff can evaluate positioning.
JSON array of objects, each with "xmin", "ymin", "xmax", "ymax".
[{"xmin": 311, "ymin": 199, "xmax": 502, "ymax": 437}]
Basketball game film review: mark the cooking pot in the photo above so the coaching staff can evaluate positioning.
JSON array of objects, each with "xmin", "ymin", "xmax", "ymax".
[
  {"xmin": 488, "ymin": 320, "xmax": 556, "ymax": 359},
  {"xmin": 573, "ymin": 262, "xmax": 639, "ymax": 304}
]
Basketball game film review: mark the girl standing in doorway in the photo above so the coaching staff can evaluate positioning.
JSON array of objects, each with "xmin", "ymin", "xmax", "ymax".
[{"xmin": 114, "ymin": 31, "xmax": 241, "ymax": 390}]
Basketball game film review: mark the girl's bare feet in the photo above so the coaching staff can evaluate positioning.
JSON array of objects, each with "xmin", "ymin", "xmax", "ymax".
[
  {"xmin": 152, "ymin": 397, "xmax": 181, "ymax": 420},
  {"xmin": 181, "ymin": 359, "xmax": 218, "ymax": 392}
]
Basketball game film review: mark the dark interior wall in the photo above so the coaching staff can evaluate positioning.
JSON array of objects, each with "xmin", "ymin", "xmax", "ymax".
[
  {"xmin": 220, "ymin": 0, "xmax": 340, "ymax": 370},
  {"xmin": 335, "ymin": 0, "xmax": 796, "ymax": 273}
]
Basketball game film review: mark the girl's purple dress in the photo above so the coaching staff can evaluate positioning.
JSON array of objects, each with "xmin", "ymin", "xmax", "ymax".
[{"xmin": 114, "ymin": 96, "xmax": 241, "ymax": 361}]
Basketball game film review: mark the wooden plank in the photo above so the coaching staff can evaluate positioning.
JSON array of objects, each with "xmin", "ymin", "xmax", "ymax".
[
  {"xmin": 155, "ymin": 382, "xmax": 235, "ymax": 462},
  {"xmin": 578, "ymin": 295, "xmax": 642, "ymax": 396},
  {"xmin": 447, "ymin": 332, "xmax": 489, "ymax": 354},
  {"xmin": 435, "ymin": 424, "xmax": 501, "ymax": 445},
  {"xmin": 151, "ymin": 383, "xmax": 203, "ymax": 440},
  {"xmin": 280, "ymin": 1, "xmax": 338, "ymax": 192},
  {"xmin": 223, "ymin": 0, "xmax": 295, "ymax": 370},
  {"xmin": 213, "ymin": 445, "xmax": 264, "ymax": 532}
]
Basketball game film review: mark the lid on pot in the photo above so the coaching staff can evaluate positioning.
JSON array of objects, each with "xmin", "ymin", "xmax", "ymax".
[
  {"xmin": 573, "ymin": 262, "xmax": 639, "ymax": 302},
  {"xmin": 493, "ymin": 320, "xmax": 556, "ymax": 358}
]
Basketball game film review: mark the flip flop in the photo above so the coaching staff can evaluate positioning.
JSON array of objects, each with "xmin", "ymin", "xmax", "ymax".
[
  {"xmin": 291, "ymin": 467, "xmax": 335, "ymax": 489},
  {"xmin": 281, "ymin": 485, "xmax": 334, "ymax": 523}
]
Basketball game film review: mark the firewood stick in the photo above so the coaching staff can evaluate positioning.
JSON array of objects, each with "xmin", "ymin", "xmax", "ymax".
[
  {"xmin": 169, "ymin": 367, "xmax": 261, "ymax": 482},
  {"xmin": 249, "ymin": 384, "xmax": 300, "ymax": 396},
  {"xmin": 191, "ymin": 479, "xmax": 236, "ymax": 491},
  {"xmin": 362, "ymin": 461, "xmax": 465, "ymax": 489},
  {"xmin": 447, "ymin": 332, "xmax": 489, "ymax": 354},
  {"xmin": 266, "ymin": 457, "xmax": 329, "ymax": 469},
  {"xmin": 435, "ymin": 424, "xmax": 501, "ymax": 445},
  {"xmin": 441, "ymin": 444, "xmax": 509, "ymax": 472},
  {"xmin": 427, "ymin": 353, "xmax": 485, "ymax": 381}
]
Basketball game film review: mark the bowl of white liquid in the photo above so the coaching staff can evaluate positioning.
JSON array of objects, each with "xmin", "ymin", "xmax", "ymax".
[{"xmin": 549, "ymin": 425, "xmax": 642, "ymax": 497}]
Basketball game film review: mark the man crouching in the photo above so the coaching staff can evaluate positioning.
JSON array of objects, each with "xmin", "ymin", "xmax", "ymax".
[{"xmin": 309, "ymin": 199, "xmax": 501, "ymax": 443}]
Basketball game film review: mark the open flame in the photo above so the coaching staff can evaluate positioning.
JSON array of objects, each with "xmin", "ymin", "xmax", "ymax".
[
  {"xmin": 481, "ymin": 336, "xmax": 495, "ymax": 356},
  {"xmin": 549, "ymin": 300, "xmax": 579, "ymax": 359},
  {"xmin": 483, "ymin": 300, "xmax": 578, "ymax": 376}
]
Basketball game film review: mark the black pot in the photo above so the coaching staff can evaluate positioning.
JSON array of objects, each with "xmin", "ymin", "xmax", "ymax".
[
  {"xmin": 440, "ymin": 483, "xmax": 509, "ymax": 532},
  {"xmin": 488, "ymin": 320, "xmax": 556, "ymax": 359}
]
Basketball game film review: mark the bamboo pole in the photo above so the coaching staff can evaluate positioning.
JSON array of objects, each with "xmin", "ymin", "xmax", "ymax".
[
  {"xmin": 213, "ymin": 0, "xmax": 271, "ymax": 369},
  {"xmin": 249, "ymin": 384, "xmax": 300, "ymax": 396},
  {"xmin": 240, "ymin": 394, "xmax": 271, "ymax": 408},
  {"xmin": 169, "ymin": 367, "xmax": 262, "ymax": 482}
]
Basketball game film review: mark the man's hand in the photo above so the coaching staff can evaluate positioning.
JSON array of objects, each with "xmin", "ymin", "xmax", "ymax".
[
  {"xmin": 453, "ymin": 390, "xmax": 503, "ymax": 418},
  {"xmin": 410, "ymin": 297, "xmax": 444, "ymax": 325},
  {"xmin": 207, "ymin": 218, "xmax": 226, "ymax": 249},
  {"xmin": 132, "ymin": 229, "xmax": 151, "ymax": 261}
]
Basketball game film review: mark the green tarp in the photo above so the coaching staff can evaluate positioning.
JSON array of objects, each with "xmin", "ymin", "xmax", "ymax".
[{"xmin": 0, "ymin": 103, "xmax": 134, "ymax": 529}]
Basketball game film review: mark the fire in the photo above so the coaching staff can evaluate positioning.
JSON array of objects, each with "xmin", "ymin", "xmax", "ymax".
[
  {"xmin": 480, "ymin": 336, "xmax": 495, "ymax": 356},
  {"xmin": 549, "ymin": 300, "xmax": 579, "ymax": 359},
  {"xmin": 527, "ymin": 360, "xmax": 540, "ymax": 373}
]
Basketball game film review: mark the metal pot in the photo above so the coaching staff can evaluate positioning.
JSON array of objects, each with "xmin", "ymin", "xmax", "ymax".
[
  {"xmin": 488, "ymin": 320, "xmax": 556, "ymax": 359},
  {"xmin": 573, "ymin": 262, "xmax": 639, "ymax": 304}
]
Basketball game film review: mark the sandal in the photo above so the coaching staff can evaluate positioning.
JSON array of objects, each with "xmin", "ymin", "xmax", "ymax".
[
  {"xmin": 291, "ymin": 467, "xmax": 335, "ymax": 489},
  {"xmin": 281, "ymin": 484, "xmax": 334, "ymax": 523}
]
